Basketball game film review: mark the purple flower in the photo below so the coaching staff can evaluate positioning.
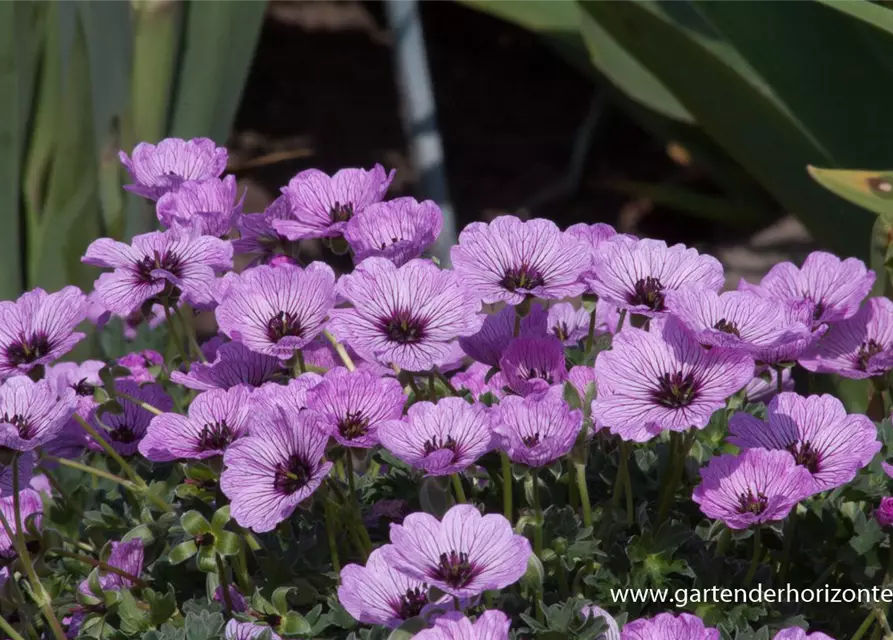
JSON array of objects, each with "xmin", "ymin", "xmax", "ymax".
[
  {"xmin": 345, "ymin": 197, "xmax": 443, "ymax": 266},
  {"xmin": 118, "ymin": 350, "xmax": 164, "ymax": 383},
  {"xmin": 799, "ymin": 297, "xmax": 893, "ymax": 378},
  {"xmin": 382, "ymin": 504, "xmax": 531, "ymax": 598},
  {"xmin": 500, "ymin": 336, "xmax": 567, "ymax": 397},
  {"xmin": 692, "ymin": 449, "xmax": 812, "ymax": 530},
  {"xmin": 305, "ymin": 367, "xmax": 405, "ymax": 448},
  {"xmin": 140, "ymin": 386, "xmax": 251, "ymax": 461},
  {"xmin": 232, "ymin": 196, "xmax": 295, "ymax": 265},
  {"xmin": 492, "ymin": 388, "xmax": 582, "ymax": 467},
  {"xmin": 155, "ymin": 175, "xmax": 243, "ymax": 237},
  {"xmin": 580, "ymin": 605, "xmax": 620, "ymax": 640},
  {"xmin": 78, "ymin": 539, "xmax": 144, "ymax": 595},
  {"xmin": 379, "ymin": 398, "xmax": 493, "ymax": 475},
  {"xmin": 0, "ymin": 489, "xmax": 42, "ymax": 557},
  {"xmin": 216, "ymin": 262, "xmax": 336, "ymax": 359},
  {"xmin": 0, "ymin": 377, "xmax": 76, "ymax": 452},
  {"xmin": 86, "ymin": 381, "xmax": 173, "ymax": 456},
  {"xmin": 214, "ymin": 585, "xmax": 248, "ymax": 612},
  {"xmin": 450, "ymin": 216, "xmax": 589, "ymax": 306},
  {"xmin": 414, "ymin": 611, "xmax": 511, "ymax": 640},
  {"xmin": 224, "ymin": 620, "xmax": 282, "ymax": 640},
  {"xmin": 621, "ymin": 613, "xmax": 719, "ymax": 640},
  {"xmin": 83, "ymin": 226, "xmax": 233, "ymax": 315},
  {"xmin": 248, "ymin": 376, "xmax": 324, "ymax": 423},
  {"xmin": 665, "ymin": 287, "xmax": 814, "ymax": 356},
  {"xmin": 452, "ymin": 362, "xmax": 505, "ymax": 400},
  {"xmin": 591, "ymin": 319, "xmax": 753, "ymax": 442},
  {"xmin": 0, "ymin": 287, "xmax": 88, "ymax": 379},
  {"xmin": 45, "ymin": 360, "xmax": 105, "ymax": 459},
  {"xmin": 876, "ymin": 498, "xmax": 893, "ymax": 528},
  {"xmin": 587, "ymin": 238, "xmax": 724, "ymax": 316},
  {"xmin": 171, "ymin": 341, "xmax": 283, "ymax": 391},
  {"xmin": 338, "ymin": 546, "xmax": 443, "ymax": 628},
  {"xmin": 329, "ymin": 258, "xmax": 483, "ymax": 372},
  {"xmin": 547, "ymin": 302, "xmax": 616, "ymax": 344},
  {"xmin": 458, "ymin": 304, "xmax": 548, "ymax": 367},
  {"xmin": 273, "ymin": 165, "xmax": 395, "ymax": 240},
  {"xmin": 568, "ymin": 365, "xmax": 596, "ymax": 401},
  {"xmin": 566, "ymin": 222, "xmax": 619, "ymax": 288},
  {"xmin": 119, "ymin": 138, "xmax": 227, "ymax": 201},
  {"xmin": 0, "ymin": 452, "xmax": 35, "ymax": 497},
  {"xmin": 728, "ymin": 392, "xmax": 880, "ymax": 494},
  {"xmin": 744, "ymin": 367, "xmax": 794, "ymax": 404},
  {"xmin": 774, "ymin": 629, "xmax": 835, "ymax": 640},
  {"xmin": 221, "ymin": 410, "xmax": 333, "ymax": 532},
  {"xmin": 739, "ymin": 251, "xmax": 874, "ymax": 327}
]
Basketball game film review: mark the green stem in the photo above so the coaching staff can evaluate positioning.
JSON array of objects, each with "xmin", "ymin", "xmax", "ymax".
[
  {"xmin": 622, "ymin": 444, "xmax": 634, "ymax": 525},
  {"xmin": 345, "ymin": 453, "xmax": 372, "ymax": 555},
  {"xmin": 568, "ymin": 459, "xmax": 578, "ymax": 510},
  {"xmin": 657, "ymin": 430, "xmax": 694, "ymax": 525},
  {"xmin": 43, "ymin": 456, "xmax": 136, "ymax": 489},
  {"xmin": 531, "ymin": 468, "xmax": 543, "ymax": 559},
  {"xmin": 584, "ymin": 304, "xmax": 598, "ymax": 354},
  {"xmin": 162, "ymin": 301, "xmax": 190, "ymax": 365},
  {"xmin": 852, "ymin": 610, "xmax": 876, "ymax": 640},
  {"xmin": 324, "ymin": 330, "xmax": 356, "ymax": 371},
  {"xmin": 173, "ymin": 304, "xmax": 206, "ymax": 363},
  {"xmin": 404, "ymin": 373, "xmax": 423, "ymax": 400},
  {"xmin": 46, "ymin": 549, "xmax": 148, "ymax": 588},
  {"xmin": 215, "ymin": 554, "xmax": 233, "ymax": 616},
  {"xmin": 774, "ymin": 366, "xmax": 784, "ymax": 396},
  {"xmin": 743, "ymin": 528, "xmax": 762, "ymax": 587},
  {"xmin": 10, "ymin": 457, "xmax": 67, "ymax": 640},
  {"xmin": 115, "ymin": 390, "xmax": 165, "ymax": 415},
  {"xmin": 0, "ymin": 615, "xmax": 26, "ymax": 640},
  {"xmin": 232, "ymin": 538, "xmax": 253, "ymax": 594},
  {"xmin": 451, "ymin": 474, "xmax": 467, "ymax": 504},
  {"xmin": 779, "ymin": 509, "xmax": 798, "ymax": 583},
  {"xmin": 500, "ymin": 452, "xmax": 513, "ymax": 521},
  {"xmin": 574, "ymin": 461, "xmax": 593, "ymax": 528},
  {"xmin": 513, "ymin": 310, "xmax": 521, "ymax": 337},
  {"xmin": 434, "ymin": 370, "xmax": 458, "ymax": 396},
  {"xmin": 612, "ymin": 441, "xmax": 628, "ymax": 508},
  {"xmin": 429, "ymin": 372, "xmax": 437, "ymax": 402},
  {"xmin": 292, "ymin": 349, "xmax": 306, "ymax": 377},
  {"xmin": 323, "ymin": 497, "xmax": 341, "ymax": 574},
  {"xmin": 615, "ymin": 309, "xmax": 627, "ymax": 333},
  {"xmin": 714, "ymin": 528, "xmax": 731, "ymax": 558}
]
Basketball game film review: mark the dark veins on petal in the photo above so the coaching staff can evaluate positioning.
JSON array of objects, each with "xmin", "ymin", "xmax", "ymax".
[
  {"xmin": 522, "ymin": 432, "xmax": 541, "ymax": 448},
  {"xmin": 787, "ymin": 440, "xmax": 821, "ymax": 474},
  {"xmin": 521, "ymin": 368, "xmax": 554, "ymax": 384},
  {"xmin": 198, "ymin": 421, "xmax": 234, "ymax": 450},
  {"xmin": 5, "ymin": 333, "xmax": 52, "ymax": 367},
  {"xmin": 629, "ymin": 276, "xmax": 665, "ymax": 312},
  {"xmin": 273, "ymin": 454, "xmax": 313, "ymax": 495},
  {"xmin": 500, "ymin": 264, "xmax": 545, "ymax": 292},
  {"xmin": 267, "ymin": 310, "xmax": 304, "ymax": 342},
  {"xmin": 432, "ymin": 550, "xmax": 479, "ymax": 589},
  {"xmin": 380, "ymin": 309, "xmax": 426, "ymax": 345},
  {"xmin": 423, "ymin": 435, "xmax": 458, "ymax": 456},
  {"xmin": 811, "ymin": 300, "xmax": 826, "ymax": 324},
  {"xmin": 330, "ymin": 201, "xmax": 354, "ymax": 223},
  {"xmin": 396, "ymin": 586, "xmax": 429, "ymax": 620},
  {"xmin": 339, "ymin": 411, "xmax": 370, "ymax": 439},
  {"xmin": 713, "ymin": 318, "xmax": 741, "ymax": 338},
  {"xmin": 737, "ymin": 489, "xmax": 769, "ymax": 516},
  {"xmin": 136, "ymin": 250, "xmax": 183, "ymax": 283},
  {"xmin": 857, "ymin": 339, "xmax": 884, "ymax": 371},
  {"xmin": 3, "ymin": 413, "xmax": 32, "ymax": 439},
  {"xmin": 652, "ymin": 371, "xmax": 698, "ymax": 409}
]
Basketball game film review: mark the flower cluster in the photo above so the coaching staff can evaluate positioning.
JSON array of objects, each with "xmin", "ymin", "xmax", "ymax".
[{"xmin": 1, "ymin": 138, "xmax": 887, "ymax": 639}]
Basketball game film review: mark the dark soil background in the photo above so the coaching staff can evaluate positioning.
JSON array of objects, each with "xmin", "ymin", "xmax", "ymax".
[{"xmin": 229, "ymin": 0, "xmax": 811, "ymax": 281}]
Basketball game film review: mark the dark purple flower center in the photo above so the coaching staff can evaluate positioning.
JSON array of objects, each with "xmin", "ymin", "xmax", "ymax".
[
  {"xmin": 135, "ymin": 250, "xmax": 182, "ymax": 283},
  {"xmin": 5, "ymin": 333, "xmax": 52, "ymax": 367},
  {"xmin": 423, "ymin": 435, "xmax": 457, "ymax": 456},
  {"xmin": 629, "ymin": 276, "xmax": 665, "ymax": 311},
  {"xmin": 3, "ymin": 413, "xmax": 32, "ymax": 439},
  {"xmin": 812, "ymin": 300, "xmax": 826, "ymax": 323},
  {"xmin": 857, "ymin": 339, "xmax": 884, "ymax": 371},
  {"xmin": 396, "ymin": 586, "xmax": 429, "ymax": 620},
  {"xmin": 266, "ymin": 311, "xmax": 304, "ymax": 343},
  {"xmin": 521, "ymin": 368, "xmax": 554, "ymax": 384},
  {"xmin": 338, "ymin": 411, "xmax": 370, "ymax": 440},
  {"xmin": 522, "ymin": 432, "xmax": 542, "ymax": 447},
  {"xmin": 737, "ymin": 489, "xmax": 769, "ymax": 516},
  {"xmin": 379, "ymin": 236, "xmax": 403, "ymax": 250},
  {"xmin": 432, "ymin": 550, "xmax": 479, "ymax": 588},
  {"xmin": 273, "ymin": 454, "xmax": 313, "ymax": 495},
  {"xmin": 380, "ymin": 309, "xmax": 426, "ymax": 345},
  {"xmin": 71, "ymin": 378, "xmax": 95, "ymax": 397},
  {"xmin": 198, "ymin": 421, "xmax": 234, "ymax": 451},
  {"xmin": 330, "ymin": 202, "xmax": 354, "ymax": 223},
  {"xmin": 552, "ymin": 323, "xmax": 570, "ymax": 342},
  {"xmin": 500, "ymin": 264, "xmax": 545, "ymax": 292},
  {"xmin": 109, "ymin": 425, "xmax": 137, "ymax": 444},
  {"xmin": 787, "ymin": 440, "xmax": 821, "ymax": 474},
  {"xmin": 713, "ymin": 318, "xmax": 741, "ymax": 337},
  {"xmin": 652, "ymin": 371, "xmax": 698, "ymax": 408}
]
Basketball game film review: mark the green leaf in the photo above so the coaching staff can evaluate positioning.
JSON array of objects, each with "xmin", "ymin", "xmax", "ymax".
[
  {"xmin": 419, "ymin": 476, "xmax": 453, "ymax": 518},
  {"xmin": 808, "ymin": 166, "xmax": 893, "ymax": 221},
  {"xmin": 168, "ymin": 539, "xmax": 198, "ymax": 565},
  {"xmin": 386, "ymin": 617, "xmax": 429, "ymax": 640},
  {"xmin": 118, "ymin": 588, "xmax": 151, "ymax": 635},
  {"xmin": 271, "ymin": 585, "xmax": 294, "ymax": 615},
  {"xmin": 279, "ymin": 611, "xmax": 312, "ymax": 636},
  {"xmin": 196, "ymin": 545, "xmax": 218, "ymax": 573},
  {"xmin": 210, "ymin": 504, "xmax": 231, "ymax": 533},
  {"xmin": 146, "ymin": 585, "xmax": 177, "ymax": 626},
  {"xmin": 214, "ymin": 530, "xmax": 240, "ymax": 557},
  {"xmin": 180, "ymin": 510, "xmax": 210, "ymax": 536}
]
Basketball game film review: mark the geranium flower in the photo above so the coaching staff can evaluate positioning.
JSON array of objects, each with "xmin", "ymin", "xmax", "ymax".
[
  {"xmin": 458, "ymin": 303, "xmax": 547, "ymax": 368},
  {"xmin": 566, "ymin": 222, "xmax": 620, "ymax": 291},
  {"xmin": 0, "ymin": 377, "xmax": 77, "ymax": 452},
  {"xmin": 773, "ymin": 628, "xmax": 835, "ymax": 640},
  {"xmin": 547, "ymin": 302, "xmax": 617, "ymax": 344},
  {"xmin": 0, "ymin": 451, "xmax": 34, "ymax": 497},
  {"xmin": 223, "ymin": 620, "xmax": 282, "ymax": 640},
  {"xmin": 877, "ymin": 498, "xmax": 893, "ymax": 529},
  {"xmin": 248, "ymin": 376, "xmax": 324, "ymax": 424},
  {"xmin": 44, "ymin": 360, "xmax": 105, "ymax": 459},
  {"xmin": 344, "ymin": 197, "xmax": 442, "ymax": 266},
  {"xmin": 119, "ymin": 137, "xmax": 227, "ymax": 201},
  {"xmin": 621, "ymin": 613, "xmax": 719, "ymax": 640},
  {"xmin": 156, "ymin": 175, "xmax": 243, "ymax": 237},
  {"xmin": 414, "ymin": 611, "xmax": 511, "ymax": 640},
  {"xmin": 492, "ymin": 387, "xmax": 582, "ymax": 467},
  {"xmin": 170, "ymin": 341, "xmax": 283, "ymax": 391},
  {"xmin": 77, "ymin": 539, "xmax": 143, "ymax": 595},
  {"xmin": 0, "ymin": 489, "xmax": 42, "ymax": 557},
  {"xmin": 581, "ymin": 605, "xmax": 620, "ymax": 640},
  {"xmin": 85, "ymin": 381, "xmax": 173, "ymax": 456},
  {"xmin": 499, "ymin": 336, "xmax": 567, "ymax": 397},
  {"xmin": 232, "ymin": 196, "xmax": 295, "ymax": 266}
]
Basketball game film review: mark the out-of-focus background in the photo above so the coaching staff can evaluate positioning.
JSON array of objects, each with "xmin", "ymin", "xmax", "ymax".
[{"xmin": 5, "ymin": 0, "xmax": 893, "ymax": 300}]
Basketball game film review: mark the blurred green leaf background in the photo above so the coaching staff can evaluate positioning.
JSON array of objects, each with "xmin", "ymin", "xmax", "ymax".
[
  {"xmin": 0, "ymin": 0, "xmax": 266, "ymax": 300},
  {"xmin": 461, "ymin": 0, "xmax": 893, "ymax": 263}
]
